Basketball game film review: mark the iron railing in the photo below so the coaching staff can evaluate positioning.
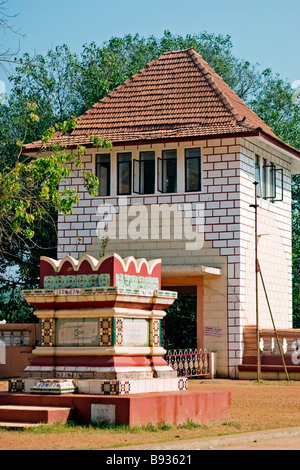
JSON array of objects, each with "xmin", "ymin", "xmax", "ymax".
[{"xmin": 166, "ymin": 348, "xmax": 210, "ymax": 377}]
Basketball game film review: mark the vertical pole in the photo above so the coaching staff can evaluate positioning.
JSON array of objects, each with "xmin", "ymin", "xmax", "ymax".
[
  {"xmin": 197, "ymin": 281, "xmax": 204, "ymax": 350},
  {"xmin": 255, "ymin": 183, "xmax": 261, "ymax": 382},
  {"xmin": 250, "ymin": 182, "xmax": 261, "ymax": 382}
]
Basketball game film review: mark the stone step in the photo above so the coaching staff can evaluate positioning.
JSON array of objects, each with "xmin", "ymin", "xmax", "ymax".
[
  {"xmin": 0, "ymin": 421, "xmax": 40, "ymax": 429},
  {"xmin": 0, "ymin": 405, "xmax": 73, "ymax": 424}
]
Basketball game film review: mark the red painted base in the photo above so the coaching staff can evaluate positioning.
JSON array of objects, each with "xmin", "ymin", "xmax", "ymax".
[
  {"xmin": 0, "ymin": 390, "xmax": 231, "ymax": 426},
  {"xmin": 28, "ymin": 355, "xmax": 167, "ymax": 368}
]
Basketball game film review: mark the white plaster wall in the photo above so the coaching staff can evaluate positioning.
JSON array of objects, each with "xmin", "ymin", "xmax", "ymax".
[
  {"xmin": 57, "ymin": 136, "xmax": 294, "ymax": 378},
  {"xmin": 239, "ymin": 137, "xmax": 292, "ymax": 331}
]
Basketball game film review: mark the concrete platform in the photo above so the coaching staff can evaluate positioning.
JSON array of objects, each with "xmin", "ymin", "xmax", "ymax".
[
  {"xmin": 0, "ymin": 390, "xmax": 231, "ymax": 427},
  {"xmin": 0, "ymin": 404, "xmax": 73, "ymax": 425}
]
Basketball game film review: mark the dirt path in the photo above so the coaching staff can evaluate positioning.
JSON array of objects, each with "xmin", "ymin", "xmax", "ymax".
[{"xmin": 1, "ymin": 378, "xmax": 300, "ymax": 450}]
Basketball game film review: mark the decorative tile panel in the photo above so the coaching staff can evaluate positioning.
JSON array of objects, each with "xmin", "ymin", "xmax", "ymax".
[
  {"xmin": 119, "ymin": 381, "xmax": 131, "ymax": 394},
  {"xmin": 42, "ymin": 274, "xmax": 111, "ymax": 289},
  {"xmin": 130, "ymin": 275, "xmax": 138, "ymax": 289},
  {"xmin": 40, "ymin": 318, "xmax": 54, "ymax": 347},
  {"xmin": 99, "ymin": 274, "xmax": 110, "ymax": 286},
  {"xmin": 54, "ymin": 276, "xmax": 65, "ymax": 289},
  {"xmin": 23, "ymin": 286, "xmax": 177, "ymax": 299},
  {"xmin": 114, "ymin": 318, "xmax": 123, "ymax": 346},
  {"xmin": 151, "ymin": 319, "xmax": 161, "ymax": 347},
  {"xmin": 65, "ymin": 275, "xmax": 77, "ymax": 288},
  {"xmin": 100, "ymin": 380, "xmax": 131, "ymax": 395},
  {"xmin": 116, "ymin": 273, "xmax": 159, "ymax": 290},
  {"xmin": 9, "ymin": 378, "xmax": 25, "ymax": 393},
  {"xmin": 99, "ymin": 317, "xmax": 113, "ymax": 346},
  {"xmin": 76, "ymin": 274, "xmax": 89, "ymax": 288},
  {"xmin": 88, "ymin": 274, "xmax": 99, "ymax": 287},
  {"xmin": 44, "ymin": 276, "xmax": 55, "ymax": 289},
  {"xmin": 157, "ymin": 290, "xmax": 178, "ymax": 299},
  {"xmin": 178, "ymin": 378, "xmax": 188, "ymax": 390}
]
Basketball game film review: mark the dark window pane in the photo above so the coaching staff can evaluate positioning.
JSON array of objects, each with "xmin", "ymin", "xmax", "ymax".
[
  {"xmin": 185, "ymin": 148, "xmax": 201, "ymax": 191},
  {"xmin": 162, "ymin": 150, "xmax": 177, "ymax": 193},
  {"xmin": 255, "ymin": 155, "xmax": 262, "ymax": 198},
  {"xmin": 140, "ymin": 151, "xmax": 155, "ymax": 194},
  {"xmin": 96, "ymin": 154, "xmax": 110, "ymax": 196},
  {"xmin": 270, "ymin": 163, "xmax": 276, "ymax": 199},
  {"xmin": 262, "ymin": 158, "xmax": 267, "ymax": 198},
  {"xmin": 117, "ymin": 153, "xmax": 132, "ymax": 195},
  {"xmin": 133, "ymin": 159, "xmax": 140, "ymax": 194}
]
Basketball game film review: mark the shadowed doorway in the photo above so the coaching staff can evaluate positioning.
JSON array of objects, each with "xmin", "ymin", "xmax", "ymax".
[{"xmin": 161, "ymin": 286, "xmax": 197, "ymax": 350}]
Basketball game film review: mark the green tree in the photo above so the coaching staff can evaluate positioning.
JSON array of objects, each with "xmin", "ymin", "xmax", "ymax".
[
  {"xmin": 163, "ymin": 295, "xmax": 197, "ymax": 350},
  {"xmin": 0, "ymin": 106, "xmax": 111, "ymax": 322}
]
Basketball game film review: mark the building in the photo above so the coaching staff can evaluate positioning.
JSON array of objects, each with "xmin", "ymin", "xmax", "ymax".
[{"xmin": 24, "ymin": 48, "xmax": 300, "ymax": 378}]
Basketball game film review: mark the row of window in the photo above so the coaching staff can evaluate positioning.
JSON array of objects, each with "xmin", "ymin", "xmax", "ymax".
[
  {"xmin": 95, "ymin": 150, "xmax": 283, "ymax": 201},
  {"xmin": 95, "ymin": 148, "xmax": 202, "ymax": 197}
]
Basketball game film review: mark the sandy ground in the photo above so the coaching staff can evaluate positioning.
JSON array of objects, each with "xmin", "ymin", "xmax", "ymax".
[{"xmin": 0, "ymin": 378, "xmax": 300, "ymax": 450}]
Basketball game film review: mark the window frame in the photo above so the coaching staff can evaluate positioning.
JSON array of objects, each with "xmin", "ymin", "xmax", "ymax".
[
  {"xmin": 133, "ymin": 151, "xmax": 156, "ymax": 195},
  {"xmin": 157, "ymin": 149, "xmax": 177, "ymax": 194},
  {"xmin": 255, "ymin": 154, "xmax": 262, "ymax": 197},
  {"xmin": 95, "ymin": 153, "xmax": 111, "ymax": 197},
  {"xmin": 185, "ymin": 148, "xmax": 201, "ymax": 192},
  {"xmin": 255, "ymin": 155, "xmax": 283, "ymax": 202},
  {"xmin": 117, "ymin": 152, "xmax": 132, "ymax": 196}
]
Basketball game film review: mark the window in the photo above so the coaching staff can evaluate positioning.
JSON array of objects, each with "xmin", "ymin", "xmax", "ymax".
[
  {"xmin": 133, "ymin": 151, "xmax": 155, "ymax": 194},
  {"xmin": 117, "ymin": 153, "xmax": 132, "ymax": 195},
  {"xmin": 255, "ymin": 155, "xmax": 262, "ymax": 197},
  {"xmin": 262, "ymin": 158, "xmax": 267, "ymax": 198},
  {"xmin": 255, "ymin": 155, "xmax": 283, "ymax": 202},
  {"xmin": 185, "ymin": 148, "xmax": 201, "ymax": 192},
  {"xmin": 96, "ymin": 154, "xmax": 110, "ymax": 196},
  {"xmin": 269, "ymin": 163, "xmax": 276, "ymax": 200},
  {"xmin": 157, "ymin": 150, "xmax": 177, "ymax": 193}
]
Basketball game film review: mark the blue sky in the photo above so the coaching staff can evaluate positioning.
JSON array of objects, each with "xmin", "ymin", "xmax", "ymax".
[{"xmin": 1, "ymin": 0, "xmax": 300, "ymax": 95}]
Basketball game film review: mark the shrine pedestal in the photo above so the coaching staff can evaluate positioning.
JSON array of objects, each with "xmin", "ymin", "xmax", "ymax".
[{"xmin": 21, "ymin": 253, "xmax": 185, "ymax": 395}]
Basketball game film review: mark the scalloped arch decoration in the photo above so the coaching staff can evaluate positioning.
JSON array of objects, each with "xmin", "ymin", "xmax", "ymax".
[{"xmin": 39, "ymin": 253, "xmax": 161, "ymax": 289}]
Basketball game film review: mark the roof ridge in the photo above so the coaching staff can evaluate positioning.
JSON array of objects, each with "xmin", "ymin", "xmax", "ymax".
[
  {"xmin": 162, "ymin": 48, "xmax": 195, "ymax": 55},
  {"xmin": 186, "ymin": 48, "xmax": 257, "ymax": 130}
]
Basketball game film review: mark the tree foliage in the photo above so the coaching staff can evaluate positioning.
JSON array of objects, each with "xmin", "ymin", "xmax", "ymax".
[{"xmin": 163, "ymin": 295, "xmax": 197, "ymax": 350}]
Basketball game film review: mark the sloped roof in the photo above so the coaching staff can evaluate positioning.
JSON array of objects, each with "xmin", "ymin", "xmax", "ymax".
[{"xmin": 24, "ymin": 48, "xmax": 298, "ymax": 155}]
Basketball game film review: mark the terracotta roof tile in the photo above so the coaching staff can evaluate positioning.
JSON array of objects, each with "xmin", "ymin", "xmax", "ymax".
[{"xmin": 24, "ymin": 48, "xmax": 298, "ymax": 154}]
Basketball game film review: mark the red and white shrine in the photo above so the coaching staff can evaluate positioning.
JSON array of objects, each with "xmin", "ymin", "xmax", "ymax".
[
  {"xmin": 22, "ymin": 253, "xmax": 187, "ymax": 394},
  {"xmin": 0, "ymin": 253, "xmax": 231, "ymax": 427}
]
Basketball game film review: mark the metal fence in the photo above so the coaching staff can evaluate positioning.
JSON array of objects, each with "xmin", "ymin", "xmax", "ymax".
[{"xmin": 166, "ymin": 348, "xmax": 210, "ymax": 377}]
